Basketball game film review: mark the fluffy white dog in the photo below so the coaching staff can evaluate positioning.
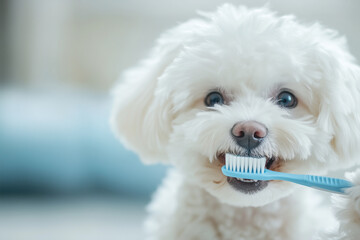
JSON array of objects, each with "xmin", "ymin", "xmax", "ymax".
[{"xmin": 111, "ymin": 4, "xmax": 360, "ymax": 240}]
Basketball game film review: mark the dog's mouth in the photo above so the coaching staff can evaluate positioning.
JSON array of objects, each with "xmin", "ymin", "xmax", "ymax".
[{"xmin": 217, "ymin": 153, "xmax": 277, "ymax": 194}]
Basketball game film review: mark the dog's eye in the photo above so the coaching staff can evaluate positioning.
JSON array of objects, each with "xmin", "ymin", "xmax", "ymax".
[
  {"xmin": 205, "ymin": 91, "xmax": 224, "ymax": 107},
  {"xmin": 276, "ymin": 91, "xmax": 297, "ymax": 108}
]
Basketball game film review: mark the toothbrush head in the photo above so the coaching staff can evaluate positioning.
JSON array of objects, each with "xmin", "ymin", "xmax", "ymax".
[
  {"xmin": 225, "ymin": 153, "xmax": 266, "ymax": 174},
  {"xmin": 222, "ymin": 153, "xmax": 273, "ymax": 182}
]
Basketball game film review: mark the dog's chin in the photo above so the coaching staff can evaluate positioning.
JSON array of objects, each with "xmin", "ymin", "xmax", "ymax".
[{"xmin": 212, "ymin": 180, "xmax": 295, "ymax": 207}]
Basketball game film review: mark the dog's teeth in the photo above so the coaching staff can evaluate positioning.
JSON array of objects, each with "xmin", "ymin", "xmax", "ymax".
[{"xmin": 240, "ymin": 179, "xmax": 253, "ymax": 183}]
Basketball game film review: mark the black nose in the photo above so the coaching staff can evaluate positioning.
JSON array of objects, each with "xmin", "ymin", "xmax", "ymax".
[{"xmin": 231, "ymin": 121, "xmax": 268, "ymax": 150}]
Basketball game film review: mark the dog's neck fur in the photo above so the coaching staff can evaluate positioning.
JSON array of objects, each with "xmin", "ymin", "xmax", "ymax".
[{"xmin": 145, "ymin": 169, "xmax": 316, "ymax": 240}]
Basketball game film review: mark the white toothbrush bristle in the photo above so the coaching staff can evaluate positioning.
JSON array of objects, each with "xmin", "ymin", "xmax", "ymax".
[
  {"xmin": 229, "ymin": 156, "xmax": 232, "ymax": 171},
  {"xmin": 244, "ymin": 158, "xmax": 248, "ymax": 173},
  {"xmin": 225, "ymin": 154, "xmax": 266, "ymax": 174},
  {"xmin": 226, "ymin": 154, "xmax": 230, "ymax": 170},
  {"xmin": 236, "ymin": 157, "xmax": 240, "ymax": 172},
  {"xmin": 233, "ymin": 156, "xmax": 236, "ymax": 171},
  {"xmin": 229, "ymin": 155, "xmax": 233, "ymax": 171},
  {"xmin": 255, "ymin": 159, "xmax": 258, "ymax": 173},
  {"xmin": 232, "ymin": 156, "xmax": 236, "ymax": 171}
]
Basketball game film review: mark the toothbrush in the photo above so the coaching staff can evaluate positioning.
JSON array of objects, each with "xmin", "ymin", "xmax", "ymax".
[{"xmin": 221, "ymin": 153, "xmax": 353, "ymax": 194}]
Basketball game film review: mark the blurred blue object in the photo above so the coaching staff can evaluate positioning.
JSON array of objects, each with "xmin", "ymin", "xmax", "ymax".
[{"xmin": 0, "ymin": 88, "xmax": 167, "ymax": 197}]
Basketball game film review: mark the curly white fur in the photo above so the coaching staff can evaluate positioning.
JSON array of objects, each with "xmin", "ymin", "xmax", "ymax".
[{"xmin": 111, "ymin": 4, "xmax": 360, "ymax": 240}]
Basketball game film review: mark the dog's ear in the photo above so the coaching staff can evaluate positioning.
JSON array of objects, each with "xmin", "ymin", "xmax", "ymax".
[
  {"xmin": 110, "ymin": 20, "xmax": 204, "ymax": 164},
  {"xmin": 315, "ymin": 35, "xmax": 360, "ymax": 168}
]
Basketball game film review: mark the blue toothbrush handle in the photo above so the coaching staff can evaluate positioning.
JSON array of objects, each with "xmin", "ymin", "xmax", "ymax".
[
  {"xmin": 266, "ymin": 170, "xmax": 353, "ymax": 194},
  {"xmin": 221, "ymin": 166, "xmax": 353, "ymax": 194}
]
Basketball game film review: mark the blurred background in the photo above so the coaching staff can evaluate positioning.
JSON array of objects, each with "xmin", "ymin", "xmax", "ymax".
[{"xmin": 0, "ymin": 0, "xmax": 359, "ymax": 239}]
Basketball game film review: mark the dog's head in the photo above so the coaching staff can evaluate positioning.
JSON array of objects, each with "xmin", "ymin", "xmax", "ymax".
[{"xmin": 111, "ymin": 5, "xmax": 360, "ymax": 206}]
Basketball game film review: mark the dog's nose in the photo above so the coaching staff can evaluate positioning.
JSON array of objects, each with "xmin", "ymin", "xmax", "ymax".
[{"xmin": 231, "ymin": 121, "xmax": 268, "ymax": 150}]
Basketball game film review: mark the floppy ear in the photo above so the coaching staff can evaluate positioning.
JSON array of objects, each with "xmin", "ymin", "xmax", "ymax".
[
  {"xmin": 315, "ymin": 35, "xmax": 360, "ymax": 169},
  {"xmin": 110, "ymin": 20, "xmax": 205, "ymax": 164}
]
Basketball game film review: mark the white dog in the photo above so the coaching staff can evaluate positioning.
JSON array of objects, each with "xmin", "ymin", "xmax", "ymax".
[{"xmin": 111, "ymin": 4, "xmax": 360, "ymax": 240}]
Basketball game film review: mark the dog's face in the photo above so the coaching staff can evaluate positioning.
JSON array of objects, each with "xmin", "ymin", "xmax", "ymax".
[{"xmin": 111, "ymin": 5, "xmax": 360, "ymax": 207}]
